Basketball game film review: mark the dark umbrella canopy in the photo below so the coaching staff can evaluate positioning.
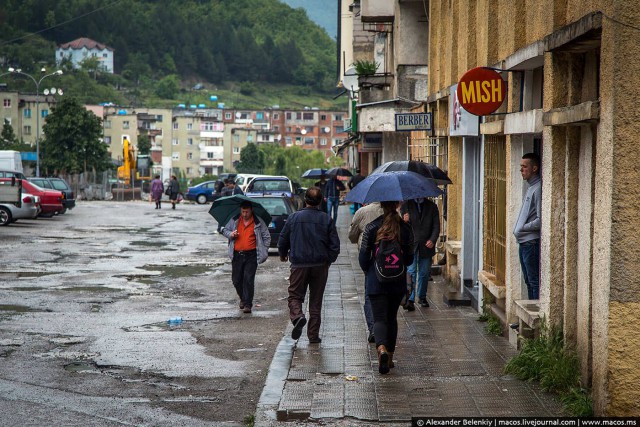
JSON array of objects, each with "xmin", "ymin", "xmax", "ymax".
[
  {"xmin": 345, "ymin": 171, "xmax": 443, "ymax": 204},
  {"xmin": 326, "ymin": 167, "xmax": 353, "ymax": 178},
  {"xmin": 301, "ymin": 168, "xmax": 327, "ymax": 179},
  {"xmin": 372, "ymin": 160, "xmax": 452, "ymax": 185},
  {"xmin": 208, "ymin": 195, "xmax": 272, "ymax": 228}
]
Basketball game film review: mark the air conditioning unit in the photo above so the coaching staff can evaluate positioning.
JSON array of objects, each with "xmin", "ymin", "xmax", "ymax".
[{"xmin": 344, "ymin": 118, "xmax": 352, "ymax": 131}]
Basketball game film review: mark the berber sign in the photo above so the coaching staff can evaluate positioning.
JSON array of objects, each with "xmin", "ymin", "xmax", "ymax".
[
  {"xmin": 456, "ymin": 67, "xmax": 506, "ymax": 116},
  {"xmin": 395, "ymin": 112, "xmax": 432, "ymax": 131}
]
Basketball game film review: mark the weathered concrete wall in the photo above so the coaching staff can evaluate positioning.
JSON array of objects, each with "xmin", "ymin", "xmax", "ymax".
[
  {"xmin": 395, "ymin": 1, "xmax": 428, "ymax": 66},
  {"xmin": 592, "ymin": 2, "xmax": 640, "ymax": 416}
]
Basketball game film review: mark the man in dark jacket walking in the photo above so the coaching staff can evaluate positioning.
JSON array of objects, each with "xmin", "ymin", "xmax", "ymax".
[
  {"xmin": 278, "ymin": 187, "xmax": 340, "ymax": 343},
  {"xmin": 401, "ymin": 198, "xmax": 440, "ymax": 309}
]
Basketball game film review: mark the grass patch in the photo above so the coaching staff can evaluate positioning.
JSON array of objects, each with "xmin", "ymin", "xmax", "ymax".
[
  {"xmin": 478, "ymin": 298, "xmax": 502, "ymax": 336},
  {"xmin": 243, "ymin": 414, "xmax": 255, "ymax": 427},
  {"xmin": 504, "ymin": 321, "xmax": 593, "ymax": 416}
]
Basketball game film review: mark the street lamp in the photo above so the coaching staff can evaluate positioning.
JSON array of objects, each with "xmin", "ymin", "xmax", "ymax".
[{"xmin": 7, "ymin": 67, "xmax": 63, "ymax": 177}]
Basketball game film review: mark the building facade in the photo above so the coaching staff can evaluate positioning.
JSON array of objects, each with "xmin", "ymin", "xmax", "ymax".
[{"xmin": 56, "ymin": 38, "xmax": 115, "ymax": 73}]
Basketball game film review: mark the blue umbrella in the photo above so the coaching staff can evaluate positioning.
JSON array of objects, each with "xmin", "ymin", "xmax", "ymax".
[
  {"xmin": 345, "ymin": 171, "xmax": 443, "ymax": 204},
  {"xmin": 301, "ymin": 168, "xmax": 327, "ymax": 179}
]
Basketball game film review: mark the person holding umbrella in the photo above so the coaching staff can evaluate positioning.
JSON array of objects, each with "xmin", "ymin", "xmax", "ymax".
[
  {"xmin": 400, "ymin": 197, "xmax": 440, "ymax": 309},
  {"xmin": 358, "ymin": 201, "xmax": 414, "ymax": 374},
  {"xmin": 325, "ymin": 173, "xmax": 346, "ymax": 223},
  {"xmin": 220, "ymin": 199, "xmax": 271, "ymax": 313},
  {"xmin": 348, "ymin": 169, "xmax": 365, "ymax": 212},
  {"xmin": 346, "ymin": 171, "xmax": 441, "ymax": 373}
]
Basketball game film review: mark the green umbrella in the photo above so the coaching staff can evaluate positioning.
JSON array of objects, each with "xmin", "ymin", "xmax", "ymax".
[{"xmin": 208, "ymin": 194, "xmax": 272, "ymax": 228}]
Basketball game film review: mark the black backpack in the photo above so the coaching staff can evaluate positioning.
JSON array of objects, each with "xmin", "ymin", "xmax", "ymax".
[{"xmin": 374, "ymin": 238, "xmax": 405, "ymax": 283}]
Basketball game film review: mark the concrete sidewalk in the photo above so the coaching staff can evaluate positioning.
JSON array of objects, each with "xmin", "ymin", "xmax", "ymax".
[{"xmin": 256, "ymin": 207, "xmax": 564, "ymax": 426}]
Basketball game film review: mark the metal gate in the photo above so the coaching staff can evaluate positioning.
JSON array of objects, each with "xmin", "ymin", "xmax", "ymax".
[{"xmin": 483, "ymin": 136, "xmax": 506, "ymax": 285}]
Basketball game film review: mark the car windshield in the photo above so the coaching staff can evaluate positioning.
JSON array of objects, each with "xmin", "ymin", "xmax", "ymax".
[
  {"xmin": 251, "ymin": 180, "xmax": 290, "ymax": 192},
  {"xmin": 256, "ymin": 197, "xmax": 289, "ymax": 216},
  {"xmin": 50, "ymin": 180, "xmax": 69, "ymax": 190}
]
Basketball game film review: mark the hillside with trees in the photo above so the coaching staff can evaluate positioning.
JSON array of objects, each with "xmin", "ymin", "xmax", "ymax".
[{"xmin": 0, "ymin": 0, "xmax": 341, "ymax": 107}]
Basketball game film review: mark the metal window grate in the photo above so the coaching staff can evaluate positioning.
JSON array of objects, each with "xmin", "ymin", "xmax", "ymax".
[
  {"xmin": 483, "ymin": 136, "xmax": 506, "ymax": 284},
  {"xmin": 407, "ymin": 136, "xmax": 448, "ymax": 168}
]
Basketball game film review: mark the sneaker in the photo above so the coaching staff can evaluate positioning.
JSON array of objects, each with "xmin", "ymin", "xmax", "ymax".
[
  {"xmin": 367, "ymin": 332, "xmax": 375, "ymax": 343},
  {"xmin": 405, "ymin": 301, "xmax": 415, "ymax": 311},
  {"xmin": 243, "ymin": 306, "xmax": 252, "ymax": 314},
  {"xmin": 291, "ymin": 317, "xmax": 307, "ymax": 340},
  {"xmin": 419, "ymin": 298, "xmax": 429, "ymax": 308}
]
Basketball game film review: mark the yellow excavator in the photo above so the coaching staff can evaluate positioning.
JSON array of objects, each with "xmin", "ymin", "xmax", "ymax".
[{"xmin": 113, "ymin": 137, "xmax": 151, "ymax": 200}]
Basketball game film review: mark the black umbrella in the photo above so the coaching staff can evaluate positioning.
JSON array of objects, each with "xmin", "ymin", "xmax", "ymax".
[
  {"xmin": 326, "ymin": 167, "xmax": 353, "ymax": 178},
  {"xmin": 372, "ymin": 161, "xmax": 452, "ymax": 185},
  {"xmin": 208, "ymin": 195, "xmax": 272, "ymax": 228},
  {"xmin": 300, "ymin": 168, "xmax": 327, "ymax": 179}
]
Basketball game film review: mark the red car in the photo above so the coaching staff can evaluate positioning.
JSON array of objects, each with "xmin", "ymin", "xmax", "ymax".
[{"xmin": 0, "ymin": 178, "xmax": 64, "ymax": 217}]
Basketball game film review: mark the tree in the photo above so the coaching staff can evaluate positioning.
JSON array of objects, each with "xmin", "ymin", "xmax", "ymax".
[
  {"xmin": 137, "ymin": 134, "xmax": 151, "ymax": 155},
  {"xmin": 0, "ymin": 120, "xmax": 18, "ymax": 150},
  {"xmin": 155, "ymin": 74, "xmax": 180, "ymax": 99},
  {"xmin": 236, "ymin": 143, "xmax": 264, "ymax": 173},
  {"xmin": 41, "ymin": 97, "xmax": 111, "ymax": 175}
]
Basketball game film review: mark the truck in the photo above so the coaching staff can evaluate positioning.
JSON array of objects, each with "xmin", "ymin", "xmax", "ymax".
[
  {"xmin": 113, "ymin": 138, "xmax": 153, "ymax": 200},
  {"xmin": 0, "ymin": 150, "xmax": 23, "ymax": 173}
]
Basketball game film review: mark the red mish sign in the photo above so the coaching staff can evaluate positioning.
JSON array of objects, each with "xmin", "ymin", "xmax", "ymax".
[{"xmin": 456, "ymin": 67, "xmax": 506, "ymax": 116}]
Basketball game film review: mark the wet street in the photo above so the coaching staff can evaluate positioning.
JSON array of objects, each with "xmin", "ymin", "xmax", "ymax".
[{"xmin": 0, "ymin": 200, "xmax": 292, "ymax": 426}]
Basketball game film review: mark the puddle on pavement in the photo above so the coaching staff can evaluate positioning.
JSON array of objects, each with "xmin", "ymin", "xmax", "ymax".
[
  {"xmin": 0, "ymin": 271, "xmax": 56, "ymax": 279},
  {"xmin": 64, "ymin": 361, "xmax": 99, "ymax": 372},
  {"xmin": 130, "ymin": 240, "xmax": 169, "ymax": 247},
  {"xmin": 6, "ymin": 287, "xmax": 46, "ymax": 292},
  {"xmin": 57, "ymin": 286, "xmax": 122, "ymax": 293},
  {"xmin": 0, "ymin": 304, "xmax": 49, "ymax": 313},
  {"xmin": 140, "ymin": 264, "xmax": 218, "ymax": 278}
]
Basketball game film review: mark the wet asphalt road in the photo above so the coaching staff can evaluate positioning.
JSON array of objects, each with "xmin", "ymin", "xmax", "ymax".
[{"xmin": 0, "ymin": 200, "xmax": 292, "ymax": 426}]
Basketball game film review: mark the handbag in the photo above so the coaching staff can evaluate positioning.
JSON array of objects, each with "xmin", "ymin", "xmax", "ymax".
[{"xmin": 165, "ymin": 187, "xmax": 171, "ymax": 196}]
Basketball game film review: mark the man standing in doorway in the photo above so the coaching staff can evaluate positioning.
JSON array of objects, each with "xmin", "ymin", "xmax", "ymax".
[
  {"xmin": 278, "ymin": 187, "xmax": 340, "ymax": 343},
  {"xmin": 513, "ymin": 152, "xmax": 542, "ymax": 300}
]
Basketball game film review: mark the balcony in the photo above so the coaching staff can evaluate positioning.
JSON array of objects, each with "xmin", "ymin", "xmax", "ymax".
[{"xmin": 361, "ymin": 0, "xmax": 394, "ymax": 23}]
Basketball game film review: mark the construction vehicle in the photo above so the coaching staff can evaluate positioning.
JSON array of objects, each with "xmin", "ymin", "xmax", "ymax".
[{"xmin": 113, "ymin": 138, "xmax": 152, "ymax": 200}]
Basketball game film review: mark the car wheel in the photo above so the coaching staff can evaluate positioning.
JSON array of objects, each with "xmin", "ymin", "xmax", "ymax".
[
  {"xmin": 196, "ymin": 194, "xmax": 207, "ymax": 204},
  {"xmin": 59, "ymin": 207, "xmax": 67, "ymax": 215},
  {"xmin": 0, "ymin": 206, "xmax": 12, "ymax": 226}
]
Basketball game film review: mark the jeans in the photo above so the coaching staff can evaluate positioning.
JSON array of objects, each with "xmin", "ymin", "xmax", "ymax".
[
  {"xmin": 231, "ymin": 250, "xmax": 258, "ymax": 307},
  {"xmin": 327, "ymin": 197, "xmax": 340, "ymax": 223},
  {"xmin": 407, "ymin": 250, "xmax": 432, "ymax": 302},
  {"xmin": 369, "ymin": 293, "xmax": 404, "ymax": 352},
  {"xmin": 519, "ymin": 239, "xmax": 540, "ymax": 299}
]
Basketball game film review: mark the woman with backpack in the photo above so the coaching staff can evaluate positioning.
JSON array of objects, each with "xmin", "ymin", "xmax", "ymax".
[{"xmin": 358, "ymin": 201, "xmax": 414, "ymax": 374}]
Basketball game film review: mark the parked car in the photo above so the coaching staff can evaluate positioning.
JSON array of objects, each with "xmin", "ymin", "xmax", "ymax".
[
  {"xmin": 234, "ymin": 173, "xmax": 270, "ymax": 193},
  {"xmin": 245, "ymin": 194, "xmax": 298, "ymax": 248},
  {"xmin": 1, "ymin": 179, "xmax": 63, "ymax": 217},
  {"xmin": 0, "ymin": 193, "xmax": 40, "ymax": 225},
  {"xmin": 245, "ymin": 176, "xmax": 304, "ymax": 209},
  {"xmin": 27, "ymin": 177, "xmax": 75, "ymax": 213},
  {"xmin": 0, "ymin": 170, "xmax": 27, "ymax": 179},
  {"xmin": 185, "ymin": 180, "xmax": 222, "ymax": 204}
]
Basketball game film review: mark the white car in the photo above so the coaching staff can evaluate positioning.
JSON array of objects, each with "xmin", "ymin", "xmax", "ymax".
[{"xmin": 0, "ymin": 193, "xmax": 40, "ymax": 225}]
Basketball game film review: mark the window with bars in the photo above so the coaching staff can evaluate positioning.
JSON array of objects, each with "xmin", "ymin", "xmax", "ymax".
[{"xmin": 483, "ymin": 136, "xmax": 507, "ymax": 285}]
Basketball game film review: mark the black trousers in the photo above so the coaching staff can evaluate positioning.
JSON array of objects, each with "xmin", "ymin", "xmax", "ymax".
[
  {"xmin": 369, "ymin": 292, "xmax": 404, "ymax": 353},
  {"xmin": 231, "ymin": 250, "xmax": 258, "ymax": 307}
]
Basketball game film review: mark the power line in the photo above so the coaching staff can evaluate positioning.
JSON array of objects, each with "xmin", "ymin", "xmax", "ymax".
[{"xmin": 0, "ymin": 0, "xmax": 125, "ymax": 47}]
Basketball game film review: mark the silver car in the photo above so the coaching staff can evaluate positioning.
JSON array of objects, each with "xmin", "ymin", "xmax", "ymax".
[{"xmin": 0, "ymin": 193, "xmax": 40, "ymax": 225}]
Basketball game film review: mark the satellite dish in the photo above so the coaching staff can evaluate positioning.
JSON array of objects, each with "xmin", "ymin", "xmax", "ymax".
[
  {"xmin": 235, "ymin": 112, "xmax": 241, "ymax": 118},
  {"xmin": 324, "ymin": 127, "xmax": 330, "ymax": 133},
  {"xmin": 51, "ymin": 88, "xmax": 57, "ymax": 95},
  {"xmin": 43, "ymin": 89, "xmax": 50, "ymax": 95},
  {"xmin": 58, "ymin": 89, "xmax": 63, "ymax": 95},
  {"xmin": 300, "ymin": 129, "xmax": 307, "ymax": 135},
  {"xmin": 342, "ymin": 67, "xmax": 359, "ymax": 92}
]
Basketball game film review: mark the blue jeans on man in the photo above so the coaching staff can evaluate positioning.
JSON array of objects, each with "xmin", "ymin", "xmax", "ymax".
[
  {"xmin": 407, "ymin": 249, "xmax": 432, "ymax": 302},
  {"xmin": 519, "ymin": 239, "xmax": 540, "ymax": 299},
  {"xmin": 327, "ymin": 196, "xmax": 340, "ymax": 223}
]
